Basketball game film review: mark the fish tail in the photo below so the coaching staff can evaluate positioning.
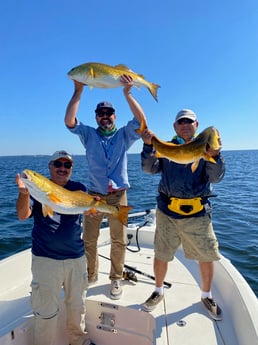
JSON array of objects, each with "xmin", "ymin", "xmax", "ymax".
[
  {"xmin": 115, "ymin": 205, "xmax": 133, "ymax": 225},
  {"xmin": 135, "ymin": 117, "xmax": 148, "ymax": 135},
  {"xmin": 148, "ymin": 83, "xmax": 160, "ymax": 102}
]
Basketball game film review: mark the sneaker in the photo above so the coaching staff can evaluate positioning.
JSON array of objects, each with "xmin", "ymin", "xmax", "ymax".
[
  {"xmin": 201, "ymin": 297, "xmax": 223, "ymax": 321},
  {"xmin": 110, "ymin": 279, "xmax": 122, "ymax": 300},
  {"xmin": 142, "ymin": 291, "xmax": 164, "ymax": 312}
]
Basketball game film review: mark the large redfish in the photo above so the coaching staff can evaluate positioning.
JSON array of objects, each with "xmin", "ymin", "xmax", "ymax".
[
  {"xmin": 137, "ymin": 118, "xmax": 221, "ymax": 172},
  {"xmin": 67, "ymin": 62, "xmax": 160, "ymax": 102},
  {"xmin": 21, "ymin": 170, "xmax": 132, "ymax": 225}
]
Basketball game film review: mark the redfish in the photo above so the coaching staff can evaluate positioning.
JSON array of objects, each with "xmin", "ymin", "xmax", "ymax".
[
  {"xmin": 21, "ymin": 170, "xmax": 132, "ymax": 225},
  {"xmin": 67, "ymin": 62, "xmax": 160, "ymax": 101},
  {"xmin": 137, "ymin": 118, "xmax": 221, "ymax": 172}
]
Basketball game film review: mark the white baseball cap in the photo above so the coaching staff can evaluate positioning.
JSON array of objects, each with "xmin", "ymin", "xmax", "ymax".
[
  {"xmin": 175, "ymin": 109, "xmax": 197, "ymax": 122},
  {"xmin": 49, "ymin": 150, "xmax": 73, "ymax": 163}
]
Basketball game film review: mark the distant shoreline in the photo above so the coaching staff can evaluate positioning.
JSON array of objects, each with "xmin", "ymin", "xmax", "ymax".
[{"xmin": 1, "ymin": 149, "xmax": 258, "ymax": 158}]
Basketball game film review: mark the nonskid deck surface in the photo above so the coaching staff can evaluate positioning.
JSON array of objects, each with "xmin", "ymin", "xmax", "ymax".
[{"xmin": 87, "ymin": 244, "xmax": 227, "ymax": 345}]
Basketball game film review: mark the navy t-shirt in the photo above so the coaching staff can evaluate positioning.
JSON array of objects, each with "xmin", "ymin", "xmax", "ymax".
[{"xmin": 31, "ymin": 180, "xmax": 86, "ymax": 260}]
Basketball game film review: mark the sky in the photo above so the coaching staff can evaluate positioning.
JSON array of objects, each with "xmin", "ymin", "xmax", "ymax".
[{"xmin": 1, "ymin": 0, "xmax": 258, "ymax": 156}]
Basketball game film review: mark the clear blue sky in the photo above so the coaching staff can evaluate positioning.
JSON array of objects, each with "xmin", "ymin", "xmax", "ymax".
[{"xmin": 1, "ymin": 0, "xmax": 258, "ymax": 156}]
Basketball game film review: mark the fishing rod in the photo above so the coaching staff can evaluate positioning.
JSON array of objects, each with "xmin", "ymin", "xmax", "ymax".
[{"xmin": 98, "ymin": 253, "xmax": 172, "ymax": 288}]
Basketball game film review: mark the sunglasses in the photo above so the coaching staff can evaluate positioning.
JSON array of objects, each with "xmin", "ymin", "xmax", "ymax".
[
  {"xmin": 96, "ymin": 110, "xmax": 114, "ymax": 117},
  {"xmin": 52, "ymin": 161, "xmax": 72, "ymax": 169},
  {"xmin": 177, "ymin": 118, "xmax": 195, "ymax": 125}
]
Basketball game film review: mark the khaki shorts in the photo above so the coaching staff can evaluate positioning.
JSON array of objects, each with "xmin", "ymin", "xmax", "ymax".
[{"xmin": 154, "ymin": 208, "xmax": 220, "ymax": 262}]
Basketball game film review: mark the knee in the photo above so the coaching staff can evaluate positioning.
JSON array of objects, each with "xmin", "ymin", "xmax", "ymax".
[
  {"xmin": 31, "ymin": 281, "xmax": 59, "ymax": 319},
  {"xmin": 33, "ymin": 308, "xmax": 59, "ymax": 319}
]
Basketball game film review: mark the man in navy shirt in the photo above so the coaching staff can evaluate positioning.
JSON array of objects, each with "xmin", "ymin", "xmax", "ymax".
[
  {"xmin": 140, "ymin": 110, "xmax": 225, "ymax": 321},
  {"xmin": 16, "ymin": 150, "xmax": 90, "ymax": 345}
]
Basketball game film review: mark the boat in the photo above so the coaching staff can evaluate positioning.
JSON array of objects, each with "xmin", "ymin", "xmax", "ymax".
[{"xmin": 0, "ymin": 209, "xmax": 258, "ymax": 345}]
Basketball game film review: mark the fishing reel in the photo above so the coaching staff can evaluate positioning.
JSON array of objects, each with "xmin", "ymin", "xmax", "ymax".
[{"xmin": 122, "ymin": 269, "xmax": 138, "ymax": 282}]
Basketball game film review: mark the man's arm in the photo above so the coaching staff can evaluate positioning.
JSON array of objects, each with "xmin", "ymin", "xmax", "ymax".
[
  {"xmin": 205, "ymin": 129, "xmax": 225, "ymax": 183},
  {"xmin": 121, "ymin": 75, "xmax": 146, "ymax": 124},
  {"xmin": 140, "ymin": 128, "xmax": 161, "ymax": 174},
  {"xmin": 16, "ymin": 174, "xmax": 32, "ymax": 220},
  {"xmin": 64, "ymin": 81, "xmax": 84, "ymax": 128}
]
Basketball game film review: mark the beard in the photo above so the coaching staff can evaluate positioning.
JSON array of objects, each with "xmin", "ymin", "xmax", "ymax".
[{"xmin": 99, "ymin": 119, "xmax": 114, "ymax": 131}]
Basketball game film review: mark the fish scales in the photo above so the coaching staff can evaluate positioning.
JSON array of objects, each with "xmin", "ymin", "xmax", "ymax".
[
  {"xmin": 67, "ymin": 62, "xmax": 160, "ymax": 101},
  {"xmin": 136, "ymin": 118, "xmax": 221, "ymax": 172},
  {"xmin": 21, "ymin": 170, "xmax": 132, "ymax": 225}
]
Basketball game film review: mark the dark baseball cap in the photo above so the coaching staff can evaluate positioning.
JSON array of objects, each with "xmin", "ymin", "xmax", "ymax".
[{"xmin": 95, "ymin": 101, "xmax": 115, "ymax": 113}]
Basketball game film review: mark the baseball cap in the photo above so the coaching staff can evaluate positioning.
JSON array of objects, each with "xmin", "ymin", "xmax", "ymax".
[
  {"xmin": 49, "ymin": 150, "xmax": 73, "ymax": 163},
  {"xmin": 175, "ymin": 109, "xmax": 197, "ymax": 122},
  {"xmin": 95, "ymin": 101, "xmax": 115, "ymax": 113}
]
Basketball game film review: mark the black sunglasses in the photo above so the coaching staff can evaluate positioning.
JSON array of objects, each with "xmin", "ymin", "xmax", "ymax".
[
  {"xmin": 52, "ymin": 161, "xmax": 72, "ymax": 169},
  {"xmin": 177, "ymin": 118, "xmax": 194, "ymax": 125},
  {"xmin": 96, "ymin": 110, "xmax": 114, "ymax": 117}
]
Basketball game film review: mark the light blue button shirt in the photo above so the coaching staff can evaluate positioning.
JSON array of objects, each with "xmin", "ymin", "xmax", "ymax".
[{"xmin": 67, "ymin": 118, "xmax": 141, "ymax": 194}]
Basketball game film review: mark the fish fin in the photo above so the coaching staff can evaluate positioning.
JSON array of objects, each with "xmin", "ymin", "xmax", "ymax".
[
  {"xmin": 42, "ymin": 204, "xmax": 54, "ymax": 218},
  {"xmin": 191, "ymin": 160, "xmax": 200, "ymax": 173},
  {"xmin": 90, "ymin": 67, "xmax": 95, "ymax": 78},
  {"xmin": 115, "ymin": 64, "xmax": 145, "ymax": 77},
  {"xmin": 88, "ymin": 207, "xmax": 98, "ymax": 216},
  {"xmin": 114, "ymin": 205, "xmax": 133, "ymax": 225},
  {"xmin": 114, "ymin": 64, "xmax": 146, "ymax": 81},
  {"xmin": 93, "ymin": 199, "xmax": 107, "ymax": 206},
  {"xmin": 48, "ymin": 193, "xmax": 62, "ymax": 204},
  {"xmin": 155, "ymin": 151, "xmax": 162, "ymax": 158},
  {"xmin": 203, "ymin": 153, "xmax": 216, "ymax": 164},
  {"xmin": 114, "ymin": 64, "xmax": 133, "ymax": 72},
  {"xmin": 72, "ymin": 191, "xmax": 107, "ymax": 205},
  {"xmin": 135, "ymin": 117, "xmax": 148, "ymax": 135},
  {"xmin": 147, "ymin": 83, "xmax": 160, "ymax": 102}
]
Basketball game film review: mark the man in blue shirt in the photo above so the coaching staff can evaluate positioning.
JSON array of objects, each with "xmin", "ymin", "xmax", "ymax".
[
  {"xmin": 16, "ymin": 150, "xmax": 90, "ymax": 345},
  {"xmin": 65, "ymin": 75, "xmax": 146, "ymax": 299}
]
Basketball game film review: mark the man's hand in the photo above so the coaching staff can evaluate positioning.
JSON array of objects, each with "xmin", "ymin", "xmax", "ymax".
[
  {"xmin": 84, "ymin": 195, "xmax": 102, "ymax": 217},
  {"xmin": 206, "ymin": 130, "xmax": 222, "ymax": 157},
  {"xmin": 16, "ymin": 174, "xmax": 29, "ymax": 195},
  {"xmin": 74, "ymin": 80, "xmax": 85, "ymax": 93},
  {"xmin": 141, "ymin": 128, "xmax": 154, "ymax": 145},
  {"xmin": 121, "ymin": 74, "xmax": 134, "ymax": 95}
]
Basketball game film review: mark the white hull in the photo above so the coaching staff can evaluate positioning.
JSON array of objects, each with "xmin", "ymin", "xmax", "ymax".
[{"xmin": 1, "ymin": 210, "xmax": 258, "ymax": 345}]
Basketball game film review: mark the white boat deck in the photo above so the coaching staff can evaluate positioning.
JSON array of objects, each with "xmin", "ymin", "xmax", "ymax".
[
  {"xmin": 88, "ymin": 240, "xmax": 225, "ymax": 345},
  {"xmin": 0, "ymin": 218, "xmax": 258, "ymax": 345},
  {"xmin": 85, "ymin": 222, "xmax": 258, "ymax": 345}
]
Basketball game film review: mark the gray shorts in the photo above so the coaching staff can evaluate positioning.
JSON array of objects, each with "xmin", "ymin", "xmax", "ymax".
[{"xmin": 154, "ymin": 208, "xmax": 220, "ymax": 262}]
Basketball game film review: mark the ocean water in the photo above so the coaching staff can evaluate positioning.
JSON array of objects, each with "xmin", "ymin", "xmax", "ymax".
[{"xmin": 0, "ymin": 151, "xmax": 257, "ymax": 297}]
